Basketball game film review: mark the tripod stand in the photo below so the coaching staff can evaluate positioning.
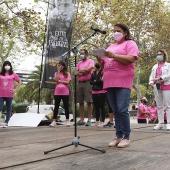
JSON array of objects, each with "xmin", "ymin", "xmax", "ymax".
[{"xmin": 44, "ymin": 31, "xmax": 105, "ymax": 154}]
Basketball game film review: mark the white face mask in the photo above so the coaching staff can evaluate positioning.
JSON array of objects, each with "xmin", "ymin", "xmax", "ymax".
[
  {"xmin": 157, "ymin": 55, "xmax": 164, "ymax": 61},
  {"xmin": 5, "ymin": 65, "xmax": 10, "ymax": 70},
  {"xmin": 114, "ymin": 32, "xmax": 124, "ymax": 41},
  {"xmin": 80, "ymin": 55, "xmax": 85, "ymax": 60}
]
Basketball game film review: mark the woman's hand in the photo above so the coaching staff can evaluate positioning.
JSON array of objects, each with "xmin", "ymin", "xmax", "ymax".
[
  {"xmin": 153, "ymin": 77, "xmax": 161, "ymax": 81},
  {"xmin": 150, "ymin": 83, "xmax": 154, "ymax": 89},
  {"xmin": 57, "ymin": 65, "xmax": 63, "ymax": 72},
  {"xmin": 105, "ymin": 51, "xmax": 115, "ymax": 58},
  {"xmin": 11, "ymin": 89, "xmax": 16, "ymax": 94}
]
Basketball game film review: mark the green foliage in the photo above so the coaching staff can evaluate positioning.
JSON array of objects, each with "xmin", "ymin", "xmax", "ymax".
[
  {"xmin": 1, "ymin": 102, "xmax": 29, "ymax": 114},
  {"xmin": 13, "ymin": 103, "xmax": 30, "ymax": 113},
  {"xmin": 131, "ymin": 85, "xmax": 147, "ymax": 101},
  {"xmin": 15, "ymin": 65, "xmax": 54, "ymax": 104},
  {"xmin": 2, "ymin": 0, "xmax": 170, "ymax": 104},
  {"xmin": 0, "ymin": 0, "xmax": 45, "ymax": 66}
]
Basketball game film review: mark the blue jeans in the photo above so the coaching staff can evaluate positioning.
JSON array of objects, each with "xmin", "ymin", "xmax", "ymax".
[
  {"xmin": 107, "ymin": 88, "xmax": 131, "ymax": 139},
  {"xmin": 0, "ymin": 97, "xmax": 13, "ymax": 123}
]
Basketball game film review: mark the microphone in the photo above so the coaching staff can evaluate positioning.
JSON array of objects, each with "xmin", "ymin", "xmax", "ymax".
[{"xmin": 91, "ymin": 26, "xmax": 106, "ymax": 34}]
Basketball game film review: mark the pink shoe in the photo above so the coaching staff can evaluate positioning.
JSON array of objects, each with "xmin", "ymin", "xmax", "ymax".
[
  {"xmin": 93, "ymin": 122, "xmax": 99, "ymax": 126},
  {"xmin": 117, "ymin": 139, "xmax": 130, "ymax": 148},
  {"xmin": 49, "ymin": 121, "xmax": 56, "ymax": 127},
  {"xmin": 66, "ymin": 121, "xmax": 70, "ymax": 127},
  {"xmin": 108, "ymin": 138, "xmax": 122, "ymax": 147},
  {"xmin": 98, "ymin": 122, "xmax": 104, "ymax": 127}
]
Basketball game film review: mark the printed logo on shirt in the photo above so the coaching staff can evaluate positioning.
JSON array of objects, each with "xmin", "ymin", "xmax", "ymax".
[{"xmin": 3, "ymin": 79, "xmax": 8, "ymax": 86}]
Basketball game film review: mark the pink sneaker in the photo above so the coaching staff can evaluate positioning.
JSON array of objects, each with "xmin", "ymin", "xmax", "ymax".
[
  {"xmin": 108, "ymin": 138, "xmax": 122, "ymax": 147},
  {"xmin": 98, "ymin": 122, "xmax": 104, "ymax": 127},
  {"xmin": 49, "ymin": 121, "xmax": 56, "ymax": 127},
  {"xmin": 66, "ymin": 121, "xmax": 70, "ymax": 127},
  {"xmin": 93, "ymin": 122, "xmax": 99, "ymax": 126},
  {"xmin": 117, "ymin": 139, "xmax": 130, "ymax": 148}
]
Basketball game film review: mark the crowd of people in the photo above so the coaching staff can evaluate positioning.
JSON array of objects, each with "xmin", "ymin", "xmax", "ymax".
[
  {"xmin": 49, "ymin": 23, "xmax": 139, "ymax": 148},
  {"xmin": 137, "ymin": 98, "xmax": 158, "ymax": 124},
  {"xmin": 1, "ymin": 23, "xmax": 169, "ymax": 149}
]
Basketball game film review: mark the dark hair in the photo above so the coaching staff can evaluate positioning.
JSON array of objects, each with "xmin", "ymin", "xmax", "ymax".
[
  {"xmin": 157, "ymin": 49, "xmax": 168, "ymax": 62},
  {"xmin": 58, "ymin": 60, "xmax": 68, "ymax": 78},
  {"xmin": 80, "ymin": 49, "xmax": 88, "ymax": 55},
  {"xmin": 152, "ymin": 100, "xmax": 157, "ymax": 106},
  {"xmin": 0, "ymin": 61, "xmax": 13, "ymax": 76},
  {"xmin": 114, "ymin": 23, "xmax": 131, "ymax": 40}
]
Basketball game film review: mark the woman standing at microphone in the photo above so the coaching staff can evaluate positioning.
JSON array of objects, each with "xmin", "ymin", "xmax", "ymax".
[
  {"xmin": 96, "ymin": 23, "xmax": 139, "ymax": 147},
  {"xmin": 0, "ymin": 61, "xmax": 21, "ymax": 127}
]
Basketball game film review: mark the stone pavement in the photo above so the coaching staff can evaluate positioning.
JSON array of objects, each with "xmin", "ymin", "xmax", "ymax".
[{"xmin": 0, "ymin": 117, "xmax": 170, "ymax": 170}]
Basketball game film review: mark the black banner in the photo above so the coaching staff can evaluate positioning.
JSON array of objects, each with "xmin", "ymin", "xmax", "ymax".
[{"xmin": 41, "ymin": 0, "xmax": 75, "ymax": 88}]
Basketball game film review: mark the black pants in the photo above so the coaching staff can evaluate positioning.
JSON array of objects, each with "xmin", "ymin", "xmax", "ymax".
[
  {"xmin": 54, "ymin": 95, "xmax": 69, "ymax": 120},
  {"xmin": 137, "ymin": 119, "xmax": 147, "ymax": 123},
  {"xmin": 92, "ymin": 93, "xmax": 105, "ymax": 122}
]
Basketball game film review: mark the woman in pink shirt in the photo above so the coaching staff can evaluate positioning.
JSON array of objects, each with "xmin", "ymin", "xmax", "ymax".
[
  {"xmin": 97, "ymin": 23, "xmax": 139, "ymax": 148},
  {"xmin": 49, "ymin": 61, "xmax": 71, "ymax": 127},
  {"xmin": 0, "ymin": 61, "xmax": 21, "ymax": 127},
  {"xmin": 137, "ymin": 97, "xmax": 149, "ymax": 123},
  {"xmin": 147, "ymin": 100, "xmax": 158, "ymax": 124}
]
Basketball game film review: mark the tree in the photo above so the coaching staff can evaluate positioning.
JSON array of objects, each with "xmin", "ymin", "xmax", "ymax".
[
  {"xmin": 0, "ymin": 0, "xmax": 45, "ymax": 66},
  {"xmin": 16, "ymin": 65, "xmax": 54, "ymax": 104},
  {"xmin": 71, "ymin": 0, "xmax": 170, "ymax": 103},
  {"xmin": 3, "ymin": 0, "xmax": 170, "ymax": 105}
]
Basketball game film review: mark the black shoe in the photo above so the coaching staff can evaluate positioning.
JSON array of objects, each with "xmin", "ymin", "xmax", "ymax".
[{"xmin": 103, "ymin": 121, "xmax": 114, "ymax": 127}]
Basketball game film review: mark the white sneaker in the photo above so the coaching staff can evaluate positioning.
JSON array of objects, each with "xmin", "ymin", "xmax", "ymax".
[
  {"xmin": 153, "ymin": 124, "xmax": 163, "ymax": 130},
  {"xmin": 2, "ymin": 123, "xmax": 7, "ymax": 128},
  {"xmin": 166, "ymin": 124, "xmax": 170, "ymax": 131}
]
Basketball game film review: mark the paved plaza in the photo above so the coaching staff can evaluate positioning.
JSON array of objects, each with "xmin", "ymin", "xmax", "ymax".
[{"xmin": 0, "ymin": 117, "xmax": 170, "ymax": 170}]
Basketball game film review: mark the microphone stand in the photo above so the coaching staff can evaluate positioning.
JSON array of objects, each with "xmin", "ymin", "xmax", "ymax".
[{"xmin": 44, "ymin": 31, "xmax": 106, "ymax": 154}]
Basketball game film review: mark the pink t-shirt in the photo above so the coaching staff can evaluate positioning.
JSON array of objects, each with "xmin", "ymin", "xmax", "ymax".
[
  {"xmin": 102, "ymin": 40, "xmax": 139, "ymax": 90},
  {"xmin": 155, "ymin": 63, "xmax": 170, "ymax": 90},
  {"xmin": 147, "ymin": 106, "xmax": 157, "ymax": 120},
  {"xmin": 54, "ymin": 72, "xmax": 71, "ymax": 95},
  {"xmin": 0, "ymin": 73, "xmax": 20, "ymax": 98},
  {"xmin": 76, "ymin": 58, "xmax": 94, "ymax": 81},
  {"xmin": 137, "ymin": 103, "xmax": 147, "ymax": 119}
]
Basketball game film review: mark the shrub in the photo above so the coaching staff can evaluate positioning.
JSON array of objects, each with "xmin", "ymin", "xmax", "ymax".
[{"xmin": 13, "ymin": 103, "xmax": 30, "ymax": 113}]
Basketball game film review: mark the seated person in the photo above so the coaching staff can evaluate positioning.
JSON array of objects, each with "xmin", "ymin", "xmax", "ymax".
[
  {"xmin": 137, "ymin": 97, "xmax": 149, "ymax": 123},
  {"xmin": 147, "ymin": 100, "xmax": 158, "ymax": 124}
]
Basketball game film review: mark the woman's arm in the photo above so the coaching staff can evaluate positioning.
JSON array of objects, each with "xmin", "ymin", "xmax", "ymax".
[
  {"xmin": 58, "ymin": 80, "xmax": 71, "ymax": 85},
  {"xmin": 105, "ymin": 51, "xmax": 136, "ymax": 65},
  {"xmin": 13, "ymin": 79, "xmax": 22, "ymax": 93},
  {"xmin": 139, "ymin": 108, "xmax": 149, "ymax": 115},
  {"xmin": 53, "ymin": 72, "xmax": 60, "ymax": 82},
  {"xmin": 90, "ymin": 73, "xmax": 95, "ymax": 85}
]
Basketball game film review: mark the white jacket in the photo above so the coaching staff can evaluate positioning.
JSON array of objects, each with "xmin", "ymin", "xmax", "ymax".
[{"xmin": 149, "ymin": 62, "xmax": 170, "ymax": 85}]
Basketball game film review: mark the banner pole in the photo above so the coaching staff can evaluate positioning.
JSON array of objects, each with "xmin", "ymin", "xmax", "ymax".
[{"xmin": 37, "ymin": 0, "xmax": 50, "ymax": 113}]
